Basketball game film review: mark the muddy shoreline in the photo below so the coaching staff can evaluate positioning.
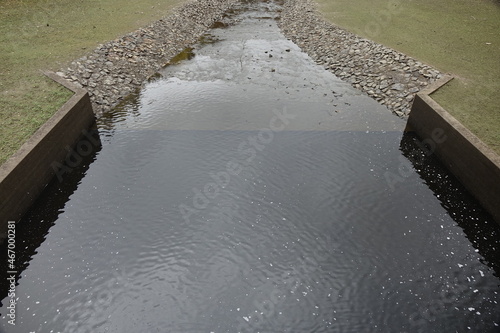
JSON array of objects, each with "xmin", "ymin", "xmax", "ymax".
[{"xmin": 61, "ymin": 0, "xmax": 442, "ymax": 117}]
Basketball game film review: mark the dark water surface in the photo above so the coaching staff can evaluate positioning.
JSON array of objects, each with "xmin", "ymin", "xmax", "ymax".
[{"xmin": 1, "ymin": 0, "xmax": 500, "ymax": 332}]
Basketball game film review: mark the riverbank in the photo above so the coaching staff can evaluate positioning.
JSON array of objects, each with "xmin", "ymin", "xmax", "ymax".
[
  {"xmin": 278, "ymin": 0, "xmax": 442, "ymax": 117},
  {"xmin": 61, "ymin": 0, "xmax": 442, "ymax": 118},
  {"xmin": 315, "ymin": 0, "xmax": 500, "ymax": 155},
  {"xmin": 2, "ymin": 0, "xmax": 494, "ymax": 166},
  {"xmin": 0, "ymin": 0, "xmax": 236, "ymax": 165},
  {"xmin": 59, "ymin": 0, "xmax": 239, "ymax": 115}
]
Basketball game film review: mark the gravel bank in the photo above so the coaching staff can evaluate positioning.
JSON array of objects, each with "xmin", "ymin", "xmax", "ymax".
[
  {"xmin": 60, "ymin": 0, "xmax": 443, "ymax": 117},
  {"xmin": 59, "ymin": 0, "xmax": 238, "ymax": 115},
  {"xmin": 278, "ymin": 0, "xmax": 443, "ymax": 116}
]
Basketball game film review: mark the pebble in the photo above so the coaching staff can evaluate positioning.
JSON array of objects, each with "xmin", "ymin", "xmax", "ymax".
[
  {"xmin": 61, "ymin": 0, "xmax": 239, "ymax": 115},
  {"xmin": 62, "ymin": 0, "xmax": 442, "ymax": 118},
  {"xmin": 278, "ymin": 0, "xmax": 443, "ymax": 116}
]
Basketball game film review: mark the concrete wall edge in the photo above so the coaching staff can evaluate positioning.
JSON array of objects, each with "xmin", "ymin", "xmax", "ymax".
[
  {"xmin": 407, "ymin": 75, "xmax": 500, "ymax": 223},
  {"xmin": 0, "ymin": 71, "xmax": 96, "ymax": 239}
]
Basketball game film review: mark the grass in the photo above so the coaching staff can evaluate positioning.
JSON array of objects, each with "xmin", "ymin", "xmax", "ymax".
[
  {"xmin": 0, "ymin": 0, "xmax": 185, "ymax": 165},
  {"xmin": 316, "ymin": 0, "xmax": 500, "ymax": 154}
]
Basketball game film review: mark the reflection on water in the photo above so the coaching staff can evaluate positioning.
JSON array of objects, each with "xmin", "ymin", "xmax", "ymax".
[
  {"xmin": 0, "ymin": 126, "xmax": 101, "ymax": 307},
  {"xmin": 400, "ymin": 132, "xmax": 500, "ymax": 277},
  {"xmin": 1, "ymin": 0, "xmax": 499, "ymax": 332}
]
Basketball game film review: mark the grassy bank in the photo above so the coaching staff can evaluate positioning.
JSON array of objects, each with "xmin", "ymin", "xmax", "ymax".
[
  {"xmin": 0, "ymin": 0, "xmax": 184, "ymax": 165},
  {"xmin": 316, "ymin": 0, "xmax": 500, "ymax": 154}
]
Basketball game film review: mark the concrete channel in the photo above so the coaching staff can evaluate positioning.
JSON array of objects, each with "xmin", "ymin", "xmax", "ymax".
[{"xmin": 0, "ymin": 0, "xmax": 499, "ymax": 332}]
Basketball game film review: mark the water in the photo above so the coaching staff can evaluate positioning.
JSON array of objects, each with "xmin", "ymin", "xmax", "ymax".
[{"xmin": 1, "ymin": 0, "xmax": 500, "ymax": 332}]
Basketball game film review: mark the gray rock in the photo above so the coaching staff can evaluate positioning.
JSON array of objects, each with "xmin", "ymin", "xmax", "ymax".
[
  {"xmin": 277, "ymin": 0, "xmax": 441, "ymax": 117},
  {"xmin": 391, "ymin": 83, "xmax": 405, "ymax": 91},
  {"xmin": 61, "ymin": 0, "xmax": 240, "ymax": 115},
  {"xmin": 62, "ymin": 0, "xmax": 441, "ymax": 118}
]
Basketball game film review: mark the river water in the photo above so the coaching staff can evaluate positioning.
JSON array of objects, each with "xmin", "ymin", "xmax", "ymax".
[{"xmin": 1, "ymin": 0, "xmax": 500, "ymax": 332}]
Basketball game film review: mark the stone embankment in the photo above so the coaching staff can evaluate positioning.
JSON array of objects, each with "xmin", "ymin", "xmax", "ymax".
[
  {"xmin": 278, "ymin": 0, "xmax": 443, "ymax": 116},
  {"xmin": 60, "ymin": 0, "xmax": 443, "ymax": 117},
  {"xmin": 59, "ymin": 0, "xmax": 238, "ymax": 115}
]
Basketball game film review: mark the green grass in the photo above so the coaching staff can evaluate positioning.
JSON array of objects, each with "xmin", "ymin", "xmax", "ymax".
[
  {"xmin": 316, "ymin": 0, "xmax": 500, "ymax": 154},
  {"xmin": 0, "ymin": 0, "xmax": 185, "ymax": 165}
]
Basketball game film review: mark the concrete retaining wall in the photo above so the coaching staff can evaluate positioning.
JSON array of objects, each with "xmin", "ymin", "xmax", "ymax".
[
  {"xmin": 0, "ymin": 72, "xmax": 95, "ymax": 239},
  {"xmin": 407, "ymin": 76, "xmax": 500, "ymax": 223}
]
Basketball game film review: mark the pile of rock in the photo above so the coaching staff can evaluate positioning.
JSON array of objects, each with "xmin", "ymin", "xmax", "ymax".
[
  {"xmin": 59, "ymin": 0, "xmax": 238, "ymax": 115},
  {"xmin": 60, "ymin": 0, "xmax": 443, "ymax": 117},
  {"xmin": 278, "ymin": 0, "xmax": 442, "ymax": 116}
]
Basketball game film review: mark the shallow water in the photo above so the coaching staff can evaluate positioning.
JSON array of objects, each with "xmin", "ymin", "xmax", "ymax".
[{"xmin": 1, "ymin": 0, "xmax": 500, "ymax": 332}]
